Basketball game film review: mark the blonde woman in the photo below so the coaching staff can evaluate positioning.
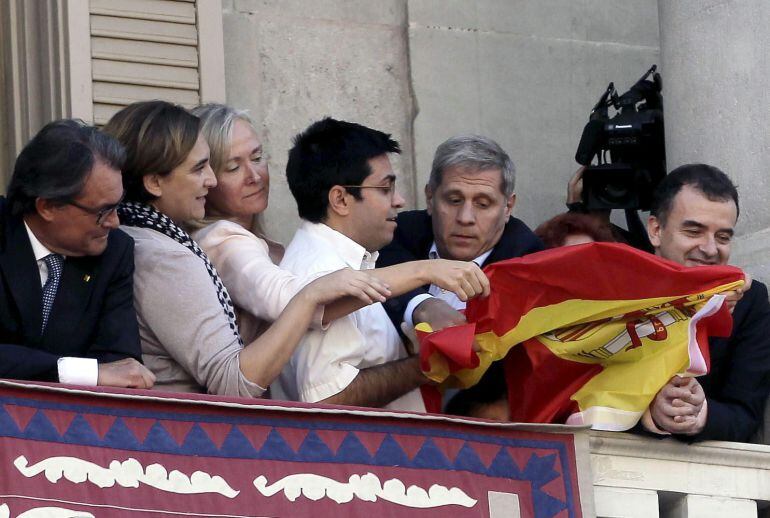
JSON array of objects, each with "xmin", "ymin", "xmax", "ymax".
[{"xmin": 191, "ymin": 104, "xmax": 489, "ymax": 344}]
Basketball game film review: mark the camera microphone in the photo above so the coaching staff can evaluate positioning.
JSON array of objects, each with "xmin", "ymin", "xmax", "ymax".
[{"xmin": 575, "ymin": 119, "xmax": 604, "ymax": 166}]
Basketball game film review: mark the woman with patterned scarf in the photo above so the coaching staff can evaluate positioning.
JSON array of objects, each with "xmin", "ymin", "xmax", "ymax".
[{"xmin": 103, "ymin": 101, "xmax": 391, "ymax": 397}]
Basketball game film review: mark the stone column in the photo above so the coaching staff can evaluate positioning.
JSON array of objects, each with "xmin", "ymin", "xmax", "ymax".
[{"xmin": 657, "ymin": 0, "xmax": 770, "ymax": 278}]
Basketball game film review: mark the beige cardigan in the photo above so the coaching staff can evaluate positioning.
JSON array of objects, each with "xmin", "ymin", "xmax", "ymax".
[{"xmin": 121, "ymin": 225, "xmax": 265, "ymax": 398}]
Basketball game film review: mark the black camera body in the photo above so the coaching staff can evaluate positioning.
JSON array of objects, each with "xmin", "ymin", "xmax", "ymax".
[{"xmin": 575, "ymin": 66, "xmax": 666, "ymax": 210}]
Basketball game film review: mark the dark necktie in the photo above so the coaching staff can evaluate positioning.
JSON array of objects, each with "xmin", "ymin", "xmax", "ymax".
[{"xmin": 41, "ymin": 253, "xmax": 63, "ymax": 332}]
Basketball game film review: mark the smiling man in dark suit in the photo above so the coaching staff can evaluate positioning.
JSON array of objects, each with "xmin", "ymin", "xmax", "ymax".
[
  {"xmin": 640, "ymin": 164, "xmax": 770, "ymax": 442},
  {"xmin": 0, "ymin": 119, "xmax": 154, "ymax": 388}
]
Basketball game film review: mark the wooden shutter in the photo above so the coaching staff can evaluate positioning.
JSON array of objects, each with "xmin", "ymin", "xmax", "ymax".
[
  {"xmin": 89, "ymin": 0, "xmax": 225, "ymax": 125},
  {"xmin": 0, "ymin": 0, "xmax": 225, "ymax": 187}
]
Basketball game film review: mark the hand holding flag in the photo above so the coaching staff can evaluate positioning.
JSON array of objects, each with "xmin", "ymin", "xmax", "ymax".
[{"xmin": 417, "ymin": 243, "xmax": 744, "ymax": 430}]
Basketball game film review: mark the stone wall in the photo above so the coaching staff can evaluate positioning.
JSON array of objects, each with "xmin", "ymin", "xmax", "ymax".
[
  {"xmin": 658, "ymin": 0, "xmax": 770, "ymax": 281},
  {"xmin": 221, "ymin": 0, "xmax": 417, "ymax": 243},
  {"xmin": 408, "ymin": 0, "xmax": 660, "ymax": 228},
  {"xmin": 222, "ymin": 0, "xmax": 660, "ymax": 243}
]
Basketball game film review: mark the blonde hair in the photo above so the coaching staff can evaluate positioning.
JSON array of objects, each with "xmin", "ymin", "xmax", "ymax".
[{"xmin": 188, "ymin": 103, "xmax": 266, "ymax": 236}]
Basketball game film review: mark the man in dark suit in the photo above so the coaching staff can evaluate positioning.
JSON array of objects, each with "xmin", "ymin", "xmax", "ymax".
[
  {"xmin": 377, "ymin": 135, "xmax": 542, "ymax": 415},
  {"xmin": 641, "ymin": 164, "xmax": 770, "ymax": 442},
  {"xmin": 0, "ymin": 120, "xmax": 154, "ymax": 388},
  {"xmin": 379, "ymin": 134, "xmax": 542, "ymax": 334}
]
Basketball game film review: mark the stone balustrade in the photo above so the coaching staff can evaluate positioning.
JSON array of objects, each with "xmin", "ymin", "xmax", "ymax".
[{"xmin": 590, "ymin": 431, "xmax": 770, "ymax": 518}]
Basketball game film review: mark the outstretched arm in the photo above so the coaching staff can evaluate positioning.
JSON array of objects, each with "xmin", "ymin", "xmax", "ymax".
[
  {"xmin": 322, "ymin": 259, "xmax": 489, "ymax": 324},
  {"xmin": 376, "ymin": 216, "xmax": 433, "ymax": 327},
  {"xmin": 238, "ymin": 268, "xmax": 392, "ymax": 389},
  {"xmin": 320, "ymin": 356, "xmax": 428, "ymax": 408}
]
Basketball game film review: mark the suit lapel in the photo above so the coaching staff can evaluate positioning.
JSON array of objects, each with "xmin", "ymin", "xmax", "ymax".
[
  {"xmin": 417, "ymin": 212, "xmax": 436, "ymax": 258},
  {"xmin": 482, "ymin": 217, "xmax": 542, "ymax": 267},
  {"xmin": 0, "ymin": 216, "xmax": 44, "ymax": 338}
]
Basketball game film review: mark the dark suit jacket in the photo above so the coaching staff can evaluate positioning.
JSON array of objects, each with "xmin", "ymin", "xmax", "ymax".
[
  {"xmin": 0, "ymin": 197, "xmax": 141, "ymax": 381},
  {"xmin": 691, "ymin": 280, "xmax": 770, "ymax": 442},
  {"xmin": 376, "ymin": 209, "xmax": 544, "ymax": 328}
]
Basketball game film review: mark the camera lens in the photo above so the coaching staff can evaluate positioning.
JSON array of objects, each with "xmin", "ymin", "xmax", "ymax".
[{"xmin": 602, "ymin": 182, "xmax": 629, "ymax": 202}]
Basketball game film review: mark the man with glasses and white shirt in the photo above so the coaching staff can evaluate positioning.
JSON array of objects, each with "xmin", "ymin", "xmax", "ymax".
[
  {"xmin": 276, "ymin": 118, "xmax": 488, "ymax": 411},
  {"xmin": 0, "ymin": 120, "xmax": 154, "ymax": 388}
]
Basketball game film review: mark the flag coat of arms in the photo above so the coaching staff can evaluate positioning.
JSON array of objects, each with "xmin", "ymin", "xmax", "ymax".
[{"xmin": 418, "ymin": 243, "xmax": 743, "ymax": 430}]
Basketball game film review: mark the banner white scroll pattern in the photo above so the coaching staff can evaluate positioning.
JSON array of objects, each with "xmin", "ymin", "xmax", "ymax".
[
  {"xmin": 253, "ymin": 472, "xmax": 477, "ymax": 508},
  {"xmin": 13, "ymin": 456, "xmax": 239, "ymax": 498},
  {"xmin": 0, "ymin": 504, "xmax": 95, "ymax": 518},
  {"xmin": 17, "ymin": 507, "xmax": 95, "ymax": 518}
]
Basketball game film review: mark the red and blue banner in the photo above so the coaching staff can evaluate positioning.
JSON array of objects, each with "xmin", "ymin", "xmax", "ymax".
[{"xmin": 0, "ymin": 380, "xmax": 591, "ymax": 517}]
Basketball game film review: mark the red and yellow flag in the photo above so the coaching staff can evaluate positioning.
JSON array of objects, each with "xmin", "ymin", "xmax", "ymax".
[{"xmin": 417, "ymin": 243, "xmax": 743, "ymax": 430}]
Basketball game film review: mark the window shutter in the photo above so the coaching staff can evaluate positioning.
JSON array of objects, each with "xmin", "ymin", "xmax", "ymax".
[
  {"xmin": 0, "ymin": 0, "xmax": 225, "ymax": 187},
  {"xmin": 89, "ymin": 0, "xmax": 225, "ymax": 124}
]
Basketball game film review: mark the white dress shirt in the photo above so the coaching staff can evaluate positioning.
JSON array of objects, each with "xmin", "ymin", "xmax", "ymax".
[
  {"xmin": 24, "ymin": 221, "xmax": 98, "ymax": 386},
  {"xmin": 275, "ymin": 221, "xmax": 425, "ymax": 412},
  {"xmin": 403, "ymin": 243, "xmax": 493, "ymax": 328}
]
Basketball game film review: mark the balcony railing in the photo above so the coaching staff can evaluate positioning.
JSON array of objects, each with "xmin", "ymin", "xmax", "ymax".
[
  {"xmin": 1, "ymin": 379, "xmax": 768, "ymax": 517},
  {"xmin": 590, "ymin": 431, "xmax": 770, "ymax": 518}
]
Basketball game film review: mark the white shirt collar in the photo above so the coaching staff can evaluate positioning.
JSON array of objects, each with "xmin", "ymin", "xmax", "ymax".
[
  {"xmin": 428, "ymin": 242, "xmax": 493, "ymax": 266},
  {"xmin": 23, "ymin": 220, "xmax": 54, "ymax": 262},
  {"xmin": 300, "ymin": 221, "xmax": 379, "ymax": 270}
]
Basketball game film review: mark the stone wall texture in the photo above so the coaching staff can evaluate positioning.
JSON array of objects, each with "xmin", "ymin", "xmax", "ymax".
[
  {"xmin": 408, "ymin": 0, "xmax": 660, "ymax": 228},
  {"xmin": 658, "ymin": 0, "xmax": 770, "ymax": 280},
  {"xmin": 222, "ymin": 0, "xmax": 417, "ymax": 243},
  {"xmin": 222, "ymin": 0, "xmax": 660, "ymax": 243}
]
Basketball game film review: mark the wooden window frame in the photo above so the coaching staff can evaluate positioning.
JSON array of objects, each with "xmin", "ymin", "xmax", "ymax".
[{"xmin": 0, "ymin": 0, "xmax": 225, "ymax": 188}]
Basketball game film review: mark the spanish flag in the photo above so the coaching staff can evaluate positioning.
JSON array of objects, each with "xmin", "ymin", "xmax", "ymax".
[{"xmin": 417, "ymin": 243, "xmax": 743, "ymax": 430}]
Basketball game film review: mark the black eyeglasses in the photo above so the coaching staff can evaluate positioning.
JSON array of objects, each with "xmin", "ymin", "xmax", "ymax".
[
  {"xmin": 66, "ymin": 192, "xmax": 126, "ymax": 225},
  {"xmin": 340, "ymin": 178, "xmax": 397, "ymax": 199}
]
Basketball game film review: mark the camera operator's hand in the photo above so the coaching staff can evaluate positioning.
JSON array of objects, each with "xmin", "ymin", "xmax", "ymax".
[
  {"xmin": 567, "ymin": 166, "xmax": 613, "ymax": 224},
  {"xmin": 567, "ymin": 166, "xmax": 586, "ymax": 204}
]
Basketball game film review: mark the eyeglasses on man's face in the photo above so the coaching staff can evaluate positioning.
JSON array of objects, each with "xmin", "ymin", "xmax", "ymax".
[
  {"xmin": 340, "ymin": 177, "xmax": 397, "ymax": 199},
  {"xmin": 65, "ymin": 192, "xmax": 126, "ymax": 225}
]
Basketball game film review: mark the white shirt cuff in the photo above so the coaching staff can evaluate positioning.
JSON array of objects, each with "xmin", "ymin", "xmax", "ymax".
[
  {"xmin": 57, "ymin": 357, "xmax": 99, "ymax": 386},
  {"xmin": 404, "ymin": 293, "xmax": 434, "ymax": 328}
]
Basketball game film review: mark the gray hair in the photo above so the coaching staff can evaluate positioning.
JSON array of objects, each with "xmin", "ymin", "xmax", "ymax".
[
  {"xmin": 7, "ymin": 119, "xmax": 125, "ymax": 216},
  {"xmin": 428, "ymin": 135, "xmax": 515, "ymax": 196},
  {"xmin": 187, "ymin": 103, "xmax": 266, "ymax": 236},
  {"xmin": 191, "ymin": 103, "xmax": 254, "ymax": 175}
]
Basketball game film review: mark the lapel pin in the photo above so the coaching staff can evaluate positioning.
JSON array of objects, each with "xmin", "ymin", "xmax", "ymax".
[{"xmin": 83, "ymin": 274, "xmax": 91, "ymax": 282}]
